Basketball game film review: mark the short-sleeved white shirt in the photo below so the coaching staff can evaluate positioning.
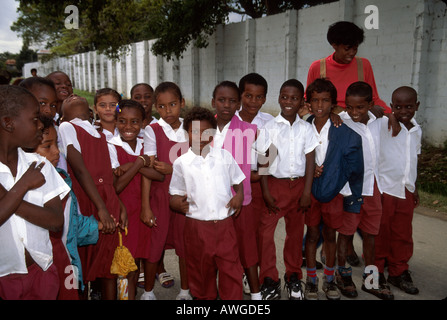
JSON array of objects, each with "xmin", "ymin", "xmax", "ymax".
[
  {"xmin": 59, "ymin": 118, "xmax": 101, "ymax": 156},
  {"xmin": 108, "ymin": 135, "xmax": 144, "ymax": 169},
  {"xmin": 0, "ymin": 149, "xmax": 70, "ymax": 276},
  {"xmin": 340, "ymin": 111, "xmax": 382, "ymax": 196},
  {"xmin": 169, "ymin": 147, "xmax": 245, "ymax": 221},
  {"xmin": 379, "ymin": 118, "xmax": 421, "ymax": 199},
  {"xmin": 143, "ymin": 118, "xmax": 187, "ymax": 157},
  {"xmin": 263, "ymin": 114, "xmax": 319, "ymax": 178}
]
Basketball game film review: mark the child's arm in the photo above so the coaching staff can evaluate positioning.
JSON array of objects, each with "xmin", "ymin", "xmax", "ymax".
[
  {"xmin": 118, "ymin": 197, "xmax": 128, "ymax": 230},
  {"xmin": 0, "ymin": 162, "xmax": 64, "ymax": 231},
  {"xmin": 259, "ymin": 144, "xmax": 280, "ymax": 215},
  {"xmin": 299, "ymin": 150, "xmax": 315, "ymax": 212},
  {"xmin": 66, "ymin": 145, "xmax": 116, "ymax": 234},
  {"xmin": 114, "ymin": 156, "xmax": 146, "ymax": 194},
  {"xmin": 227, "ymin": 182, "xmax": 244, "ymax": 217},
  {"xmin": 153, "ymin": 158, "xmax": 173, "ymax": 175},
  {"xmin": 170, "ymin": 195, "xmax": 189, "ymax": 214},
  {"xmin": 140, "ymin": 176, "xmax": 156, "ymax": 227}
]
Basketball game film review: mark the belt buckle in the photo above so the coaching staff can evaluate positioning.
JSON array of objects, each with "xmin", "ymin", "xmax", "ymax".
[{"xmin": 289, "ymin": 177, "xmax": 296, "ymax": 181}]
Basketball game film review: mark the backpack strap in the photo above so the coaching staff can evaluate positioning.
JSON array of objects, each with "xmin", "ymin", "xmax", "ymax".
[
  {"xmin": 356, "ymin": 57, "xmax": 364, "ymax": 81},
  {"xmin": 319, "ymin": 58, "xmax": 326, "ymax": 78}
]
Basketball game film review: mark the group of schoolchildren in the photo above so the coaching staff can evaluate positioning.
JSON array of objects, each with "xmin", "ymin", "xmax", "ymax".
[{"xmin": 0, "ymin": 63, "xmax": 421, "ymax": 301}]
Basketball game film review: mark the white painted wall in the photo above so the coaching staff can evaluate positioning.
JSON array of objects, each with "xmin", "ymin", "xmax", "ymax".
[{"xmin": 24, "ymin": 0, "xmax": 447, "ymax": 147}]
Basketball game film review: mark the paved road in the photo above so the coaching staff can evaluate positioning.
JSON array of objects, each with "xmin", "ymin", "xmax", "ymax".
[{"xmin": 137, "ymin": 207, "xmax": 447, "ymax": 301}]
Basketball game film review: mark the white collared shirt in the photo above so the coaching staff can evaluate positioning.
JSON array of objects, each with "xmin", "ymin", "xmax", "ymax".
[
  {"xmin": 311, "ymin": 118, "xmax": 331, "ymax": 166},
  {"xmin": 143, "ymin": 118, "xmax": 187, "ymax": 156},
  {"xmin": 59, "ymin": 118, "xmax": 101, "ymax": 156},
  {"xmin": 108, "ymin": 135, "xmax": 144, "ymax": 169},
  {"xmin": 263, "ymin": 114, "xmax": 319, "ymax": 178},
  {"xmin": 379, "ymin": 118, "xmax": 422, "ymax": 199},
  {"xmin": 169, "ymin": 147, "xmax": 245, "ymax": 221},
  {"xmin": 0, "ymin": 149, "xmax": 70, "ymax": 276},
  {"xmin": 340, "ymin": 111, "xmax": 382, "ymax": 196}
]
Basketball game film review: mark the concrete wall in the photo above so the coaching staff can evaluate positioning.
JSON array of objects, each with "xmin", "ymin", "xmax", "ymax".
[{"xmin": 24, "ymin": 0, "xmax": 447, "ymax": 147}]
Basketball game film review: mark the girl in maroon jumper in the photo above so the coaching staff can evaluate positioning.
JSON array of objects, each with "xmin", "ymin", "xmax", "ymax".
[
  {"xmin": 108, "ymin": 100, "xmax": 164, "ymax": 299},
  {"xmin": 58, "ymin": 94, "xmax": 127, "ymax": 300},
  {"xmin": 141, "ymin": 82, "xmax": 190, "ymax": 300}
]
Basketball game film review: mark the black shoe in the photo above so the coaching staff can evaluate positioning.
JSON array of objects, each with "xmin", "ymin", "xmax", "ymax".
[
  {"xmin": 261, "ymin": 277, "xmax": 281, "ymax": 300},
  {"xmin": 361, "ymin": 272, "xmax": 394, "ymax": 300},
  {"xmin": 284, "ymin": 273, "xmax": 304, "ymax": 300},
  {"xmin": 335, "ymin": 269, "xmax": 358, "ymax": 298},
  {"xmin": 388, "ymin": 270, "xmax": 419, "ymax": 295}
]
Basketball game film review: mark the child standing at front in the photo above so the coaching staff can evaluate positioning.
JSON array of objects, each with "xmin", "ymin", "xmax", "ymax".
[
  {"xmin": 304, "ymin": 78, "xmax": 364, "ymax": 300},
  {"xmin": 212, "ymin": 80, "xmax": 269, "ymax": 300},
  {"xmin": 142, "ymin": 82, "xmax": 190, "ymax": 300},
  {"xmin": 108, "ymin": 99, "xmax": 164, "ymax": 299},
  {"xmin": 375, "ymin": 86, "xmax": 421, "ymax": 295},
  {"xmin": 169, "ymin": 106, "xmax": 245, "ymax": 300},
  {"xmin": 336, "ymin": 81, "xmax": 394, "ymax": 300},
  {"xmin": 58, "ymin": 94, "xmax": 127, "ymax": 300},
  {"xmin": 0, "ymin": 85, "xmax": 70, "ymax": 300},
  {"xmin": 259, "ymin": 79, "xmax": 318, "ymax": 300},
  {"xmin": 94, "ymin": 88, "xmax": 122, "ymax": 141}
]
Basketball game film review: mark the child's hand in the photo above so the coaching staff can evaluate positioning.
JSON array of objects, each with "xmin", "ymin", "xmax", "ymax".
[
  {"xmin": 299, "ymin": 193, "xmax": 312, "ymax": 212},
  {"xmin": 19, "ymin": 161, "xmax": 46, "ymax": 190},
  {"xmin": 330, "ymin": 112, "xmax": 343, "ymax": 128},
  {"xmin": 153, "ymin": 159, "xmax": 173, "ymax": 175},
  {"xmin": 119, "ymin": 201, "xmax": 128, "ymax": 230},
  {"xmin": 413, "ymin": 188, "xmax": 420, "ymax": 208},
  {"xmin": 314, "ymin": 165, "xmax": 324, "ymax": 178},
  {"xmin": 113, "ymin": 162, "xmax": 133, "ymax": 177},
  {"xmin": 140, "ymin": 207, "xmax": 157, "ymax": 228},
  {"xmin": 97, "ymin": 207, "xmax": 116, "ymax": 234},
  {"xmin": 170, "ymin": 195, "xmax": 189, "ymax": 214},
  {"xmin": 226, "ymin": 192, "xmax": 243, "ymax": 217},
  {"xmin": 386, "ymin": 112, "xmax": 401, "ymax": 137},
  {"xmin": 262, "ymin": 191, "xmax": 280, "ymax": 215}
]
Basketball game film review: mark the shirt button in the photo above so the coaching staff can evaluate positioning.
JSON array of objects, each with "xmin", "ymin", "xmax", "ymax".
[{"xmin": 98, "ymin": 178, "xmax": 103, "ymax": 183}]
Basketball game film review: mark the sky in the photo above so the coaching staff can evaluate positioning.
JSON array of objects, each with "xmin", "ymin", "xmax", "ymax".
[{"xmin": 0, "ymin": 0, "xmax": 22, "ymax": 53}]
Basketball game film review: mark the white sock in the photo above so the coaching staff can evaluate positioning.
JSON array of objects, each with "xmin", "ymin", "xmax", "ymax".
[
  {"xmin": 179, "ymin": 289, "xmax": 190, "ymax": 296},
  {"xmin": 251, "ymin": 292, "xmax": 262, "ymax": 300}
]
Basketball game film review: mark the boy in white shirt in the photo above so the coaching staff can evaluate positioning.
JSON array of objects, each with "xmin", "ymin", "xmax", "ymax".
[
  {"xmin": 259, "ymin": 79, "xmax": 318, "ymax": 300},
  {"xmin": 336, "ymin": 81, "xmax": 394, "ymax": 300},
  {"xmin": 375, "ymin": 86, "xmax": 421, "ymax": 295},
  {"xmin": 169, "ymin": 106, "xmax": 245, "ymax": 300},
  {"xmin": 0, "ymin": 85, "xmax": 70, "ymax": 299}
]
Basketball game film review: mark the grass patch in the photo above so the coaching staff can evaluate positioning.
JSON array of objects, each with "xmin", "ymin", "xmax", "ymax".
[{"xmin": 73, "ymin": 88, "xmax": 95, "ymax": 107}]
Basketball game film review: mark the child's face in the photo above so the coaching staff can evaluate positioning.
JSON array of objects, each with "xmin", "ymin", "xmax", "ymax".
[
  {"xmin": 47, "ymin": 73, "xmax": 73, "ymax": 102},
  {"xmin": 35, "ymin": 126, "xmax": 60, "ymax": 167},
  {"xmin": 116, "ymin": 107, "xmax": 144, "ymax": 144},
  {"xmin": 29, "ymin": 84, "xmax": 58, "ymax": 119},
  {"xmin": 331, "ymin": 44, "xmax": 358, "ymax": 64},
  {"xmin": 188, "ymin": 119, "xmax": 214, "ymax": 155},
  {"xmin": 14, "ymin": 97, "xmax": 44, "ymax": 150},
  {"xmin": 132, "ymin": 85, "xmax": 153, "ymax": 119},
  {"xmin": 278, "ymin": 86, "xmax": 303, "ymax": 120},
  {"xmin": 212, "ymin": 86, "xmax": 240, "ymax": 124},
  {"xmin": 240, "ymin": 83, "xmax": 266, "ymax": 116},
  {"xmin": 345, "ymin": 95, "xmax": 373, "ymax": 124},
  {"xmin": 95, "ymin": 94, "xmax": 119, "ymax": 124},
  {"xmin": 391, "ymin": 92, "xmax": 419, "ymax": 128},
  {"xmin": 308, "ymin": 91, "xmax": 333, "ymax": 120},
  {"xmin": 155, "ymin": 91, "xmax": 184, "ymax": 129}
]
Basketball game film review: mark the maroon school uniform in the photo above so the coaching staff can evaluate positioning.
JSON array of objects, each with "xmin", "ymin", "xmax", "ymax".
[
  {"xmin": 115, "ymin": 144, "xmax": 151, "ymax": 259},
  {"xmin": 67, "ymin": 124, "xmax": 120, "ymax": 283},
  {"xmin": 148, "ymin": 123, "xmax": 188, "ymax": 263}
]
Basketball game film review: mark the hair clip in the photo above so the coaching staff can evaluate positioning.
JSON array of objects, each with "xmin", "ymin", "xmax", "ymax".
[{"xmin": 116, "ymin": 104, "xmax": 121, "ymax": 113}]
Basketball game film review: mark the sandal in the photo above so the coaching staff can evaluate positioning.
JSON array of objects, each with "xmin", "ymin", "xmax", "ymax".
[
  {"xmin": 156, "ymin": 272, "xmax": 175, "ymax": 288},
  {"xmin": 137, "ymin": 272, "xmax": 145, "ymax": 288}
]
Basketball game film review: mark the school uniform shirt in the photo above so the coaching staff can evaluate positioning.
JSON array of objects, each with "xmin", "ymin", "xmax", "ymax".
[
  {"xmin": 59, "ymin": 118, "xmax": 102, "ymax": 157},
  {"xmin": 0, "ymin": 149, "xmax": 70, "ymax": 277},
  {"xmin": 169, "ymin": 147, "xmax": 246, "ymax": 221},
  {"xmin": 108, "ymin": 135, "xmax": 144, "ymax": 169},
  {"xmin": 339, "ymin": 111, "xmax": 383, "ymax": 196},
  {"xmin": 379, "ymin": 117, "xmax": 422, "ymax": 199},
  {"xmin": 263, "ymin": 114, "xmax": 319, "ymax": 178},
  {"xmin": 94, "ymin": 121, "xmax": 119, "ymax": 142},
  {"xmin": 143, "ymin": 118, "xmax": 187, "ymax": 157}
]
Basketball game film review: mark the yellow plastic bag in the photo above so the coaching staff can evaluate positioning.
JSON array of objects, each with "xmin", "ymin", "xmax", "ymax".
[{"xmin": 110, "ymin": 228, "xmax": 138, "ymax": 300}]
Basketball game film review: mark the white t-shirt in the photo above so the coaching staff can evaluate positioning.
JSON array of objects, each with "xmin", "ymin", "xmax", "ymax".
[{"xmin": 0, "ymin": 149, "xmax": 70, "ymax": 276}]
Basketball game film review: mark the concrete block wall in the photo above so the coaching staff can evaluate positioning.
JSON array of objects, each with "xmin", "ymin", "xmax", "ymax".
[{"xmin": 23, "ymin": 0, "xmax": 447, "ymax": 147}]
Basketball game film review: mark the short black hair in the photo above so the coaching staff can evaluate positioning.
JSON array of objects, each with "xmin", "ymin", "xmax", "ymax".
[
  {"xmin": 212, "ymin": 81, "xmax": 241, "ymax": 100},
  {"xmin": 183, "ymin": 106, "xmax": 217, "ymax": 132},
  {"xmin": 130, "ymin": 83, "xmax": 154, "ymax": 97},
  {"xmin": 280, "ymin": 79, "xmax": 304, "ymax": 97},
  {"xmin": 0, "ymin": 85, "xmax": 37, "ymax": 119},
  {"xmin": 239, "ymin": 73, "xmax": 268, "ymax": 96},
  {"xmin": 327, "ymin": 21, "xmax": 364, "ymax": 46},
  {"xmin": 116, "ymin": 99, "xmax": 146, "ymax": 120},
  {"xmin": 19, "ymin": 76, "xmax": 56, "ymax": 92},
  {"xmin": 154, "ymin": 81, "xmax": 183, "ymax": 102},
  {"xmin": 305, "ymin": 78, "xmax": 337, "ymax": 104},
  {"xmin": 346, "ymin": 81, "xmax": 373, "ymax": 102}
]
